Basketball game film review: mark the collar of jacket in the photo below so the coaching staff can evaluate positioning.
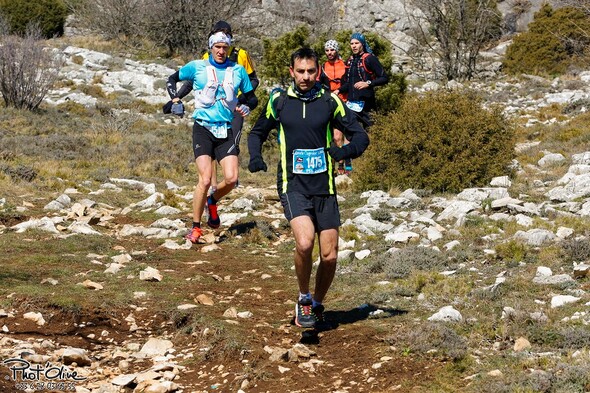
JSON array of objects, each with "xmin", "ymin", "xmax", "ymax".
[{"xmin": 287, "ymin": 83, "xmax": 324, "ymax": 102}]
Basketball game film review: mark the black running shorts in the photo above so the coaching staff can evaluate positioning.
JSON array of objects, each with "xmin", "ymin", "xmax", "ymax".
[
  {"xmin": 192, "ymin": 122, "xmax": 241, "ymax": 161},
  {"xmin": 280, "ymin": 192, "xmax": 341, "ymax": 232}
]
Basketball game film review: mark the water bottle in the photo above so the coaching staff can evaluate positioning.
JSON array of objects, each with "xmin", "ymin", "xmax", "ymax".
[{"xmin": 171, "ymin": 102, "xmax": 184, "ymax": 117}]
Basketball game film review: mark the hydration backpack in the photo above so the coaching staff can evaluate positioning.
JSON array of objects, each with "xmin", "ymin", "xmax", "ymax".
[{"xmin": 346, "ymin": 52, "xmax": 376, "ymax": 81}]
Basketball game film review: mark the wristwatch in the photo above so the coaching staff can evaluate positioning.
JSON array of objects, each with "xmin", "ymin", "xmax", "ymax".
[{"xmin": 366, "ymin": 80, "xmax": 372, "ymax": 86}]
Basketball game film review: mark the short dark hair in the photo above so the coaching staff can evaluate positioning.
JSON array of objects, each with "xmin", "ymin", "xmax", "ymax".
[{"xmin": 290, "ymin": 47, "xmax": 319, "ymax": 69}]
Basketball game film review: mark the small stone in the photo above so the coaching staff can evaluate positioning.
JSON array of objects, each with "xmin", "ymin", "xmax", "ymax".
[
  {"xmin": 139, "ymin": 267, "xmax": 163, "ymax": 282},
  {"xmin": 514, "ymin": 337, "xmax": 531, "ymax": 352},
  {"xmin": 177, "ymin": 304, "xmax": 198, "ymax": 310},
  {"xmin": 195, "ymin": 294, "xmax": 214, "ymax": 306},
  {"xmin": 77, "ymin": 279, "xmax": 103, "ymax": 290},
  {"xmin": 23, "ymin": 312, "xmax": 46, "ymax": 326},
  {"xmin": 223, "ymin": 307, "xmax": 238, "ymax": 318},
  {"xmin": 278, "ymin": 366, "xmax": 290, "ymax": 374}
]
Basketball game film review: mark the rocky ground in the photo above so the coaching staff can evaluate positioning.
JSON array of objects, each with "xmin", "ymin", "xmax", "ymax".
[{"xmin": 1, "ymin": 179, "xmax": 448, "ymax": 393}]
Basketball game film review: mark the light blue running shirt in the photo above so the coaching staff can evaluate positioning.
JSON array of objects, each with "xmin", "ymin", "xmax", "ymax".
[{"xmin": 178, "ymin": 58, "xmax": 253, "ymax": 124}]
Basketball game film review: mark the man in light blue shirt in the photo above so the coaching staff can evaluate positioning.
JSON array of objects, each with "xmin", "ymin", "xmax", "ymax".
[{"xmin": 166, "ymin": 31, "xmax": 258, "ymax": 244}]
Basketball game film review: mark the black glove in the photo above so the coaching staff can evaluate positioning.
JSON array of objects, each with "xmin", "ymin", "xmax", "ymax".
[
  {"xmin": 248, "ymin": 156, "xmax": 267, "ymax": 173},
  {"xmin": 162, "ymin": 100, "xmax": 173, "ymax": 114},
  {"xmin": 328, "ymin": 142, "xmax": 348, "ymax": 162}
]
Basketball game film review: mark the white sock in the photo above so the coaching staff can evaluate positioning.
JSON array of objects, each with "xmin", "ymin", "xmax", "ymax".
[{"xmin": 299, "ymin": 292, "xmax": 312, "ymax": 302}]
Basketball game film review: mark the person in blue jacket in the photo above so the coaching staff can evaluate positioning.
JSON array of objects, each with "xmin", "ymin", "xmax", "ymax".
[{"xmin": 166, "ymin": 31, "xmax": 257, "ymax": 244}]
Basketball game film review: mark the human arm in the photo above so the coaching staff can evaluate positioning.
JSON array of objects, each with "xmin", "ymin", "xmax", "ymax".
[
  {"xmin": 163, "ymin": 61, "xmax": 198, "ymax": 114},
  {"xmin": 166, "ymin": 70, "xmax": 182, "ymax": 102},
  {"xmin": 236, "ymin": 90, "xmax": 258, "ymax": 117},
  {"xmin": 247, "ymin": 71, "xmax": 259, "ymax": 92},
  {"xmin": 237, "ymin": 49, "xmax": 259, "ymax": 103},
  {"xmin": 166, "ymin": 61, "xmax": 198, "ymax": 101},
  {"xmin": 328, "ymin": 95, "xmax": 370, "ymax": 160},
  {"xmin": 247, "ymin": 96, "xmax": 280, "ymax": 172},
  {"xmin": 237, "ymin": 71, "xmax": 259, "ymax": 106},
  {"xmin": 240, "ymin": 89, "xmax": 258, "ymax": 111},
  {"xmin": 365, "ymin": 55, "xmax": 389, "ymax": 87},
  {"xmin": 339, "ymin": 67, "xmax": 350, "ymax": 94},
  {"xmin": 236, "ymin": 66, "xmax": 258, "ymax": 116},
  {"xmin": 163, "ymin": 71, "xmax": 186, "ymax": 115},
  {"xmin": 319, "ymin": 68, "xmax": 330, "ymax": 90},
  {"xmin": 176, "ymin": 81, "xmax": 193, "ymax": 100}
]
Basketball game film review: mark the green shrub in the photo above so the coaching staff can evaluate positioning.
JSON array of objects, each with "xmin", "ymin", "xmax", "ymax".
[
  {"xmin": 560, "ymin": 237, "xmax": 590, "ymax": 262},
  {"xmin": 559, "ymin": 327, "xmax": 590, "ymax": 350},
  {"xmin": 0, "ymin": 27, "xmax": 63, "ymax": 110},
  {"xmin": 495, "ymin": 240, "xmax": 531, "ymax": 263},
  {"xmin": 312, "ymin": 30, "xmax": 406, "ymax": 113},
  {"xmin": 354, "ymin": 90, "xmax": 515, "ymax": 193},
  {"xmin": 552, "ymin": 363, "xmax": 590, "ymax": 392},
  {"xmin": 382, "ymin": 246, "xmax": 450, "ymax": 279},
  {"xmin": 370, "ymin": 209, "xmax": 392, "ymax": 222},
  {"xmin": 260, "ymin": 27, "xmax": 406, "ymax": 113},
  {"xmin": 261, "ymin": 25, "xmax": 310, "ymax": 87},
  {"xmin": 0, "ymin": 0, "xmax": 68, "ymax": 38},
  {"xmin": 390, "ymin": 322, "xmax": 468, "ymax": 361},
  {"xmin": 0, "ymin": 164, "xmax": 37, "ymax": 182},
  {"xmin": 375, "ymin": 73, "xmax": 407, "ymax": 114},
  {"xmin": 503, "ymin": 5, "xmax": 590, "ymax": 76}
]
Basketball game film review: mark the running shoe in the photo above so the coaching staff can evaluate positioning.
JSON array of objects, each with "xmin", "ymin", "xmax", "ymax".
[
  {"xmin": 206, "ymin": 195, "xmax": 220, "ymax": 229},
  {"xmin": 312, "ymin": 304, "xmax": 331, "ymax": 330},
  {"xmin": 344, "ymin": 159, "xmax": 353, "ymax": 175},
  {"xmin": 312, "ymin": 304, "xmax": 324, "ymax": 323},
  {"xmin": 295, "ymin": 298, "xmax": 316, "ymax": 328},
  {"xmin": 184, "ymin": 226, "xmax": 203, "ymax": 244}
]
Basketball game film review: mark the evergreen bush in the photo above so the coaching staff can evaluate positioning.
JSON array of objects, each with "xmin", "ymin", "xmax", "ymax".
[
  {"xmin": 260, "ymin": 27, "xmax": 406, "ymax": 113},
  {"xmin": 0, "ymin": 0, "xmax": 68, "ymax": 38},
  {"xmin": 313, "ymin": 29, "xmax": 406, "ymax": 113},
  {"xmin": 354, "ymin": 90, "xmax": 515, "ymax": 193},
  {"xmin": 503, "ymin": 5, "xmax": 590, "ymax": 76}
]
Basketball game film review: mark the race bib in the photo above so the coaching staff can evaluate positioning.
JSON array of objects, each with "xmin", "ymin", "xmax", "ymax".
[
  {"xmin": 346, "ymin": 100, "xmax": 365, "ymax": 112},
  {"xmin": 292, "ymin": 148, "xmax": 327, "ymax": 175},
  {"xmin": 209, "ymin": 123, "xmax": 228, "ymax": 138},
  {"xmin": 198, "ymin": 120, "xmax": 229, "ymax": 139}
]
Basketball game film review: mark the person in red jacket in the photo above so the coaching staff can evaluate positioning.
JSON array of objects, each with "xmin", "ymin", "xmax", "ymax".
[{"xmin": 320, "ymin": 40, "xmax": 351, "ymax": 175}]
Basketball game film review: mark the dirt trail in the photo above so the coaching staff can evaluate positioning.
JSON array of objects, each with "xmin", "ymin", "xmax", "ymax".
[{"xmin": 0, "ymin": 228, "xmax": 449, "ymax": 392}]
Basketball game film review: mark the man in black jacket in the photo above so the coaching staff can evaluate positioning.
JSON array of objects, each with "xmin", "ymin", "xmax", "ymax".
[
  {"xmin": 340, "ymin": 32, "xmax": 389, "ymax": 128},
  {"xmin": 248, "ymin": 48, "xmax": 369, "ymax": 329}
]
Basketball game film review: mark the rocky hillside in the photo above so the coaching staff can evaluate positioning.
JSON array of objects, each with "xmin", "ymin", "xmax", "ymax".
[
  {"xmin": 1, "ymin": 25, "xmax": 590, "ymax": 393},
  {"xmin": 236, "ymin": 0, "xmax": 560, "ymax": 56}
]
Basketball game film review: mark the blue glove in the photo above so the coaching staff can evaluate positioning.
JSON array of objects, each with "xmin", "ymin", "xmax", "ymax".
[{"xmin": 237, "ymin": 104, "xmax": 251, "ymax": 116}]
